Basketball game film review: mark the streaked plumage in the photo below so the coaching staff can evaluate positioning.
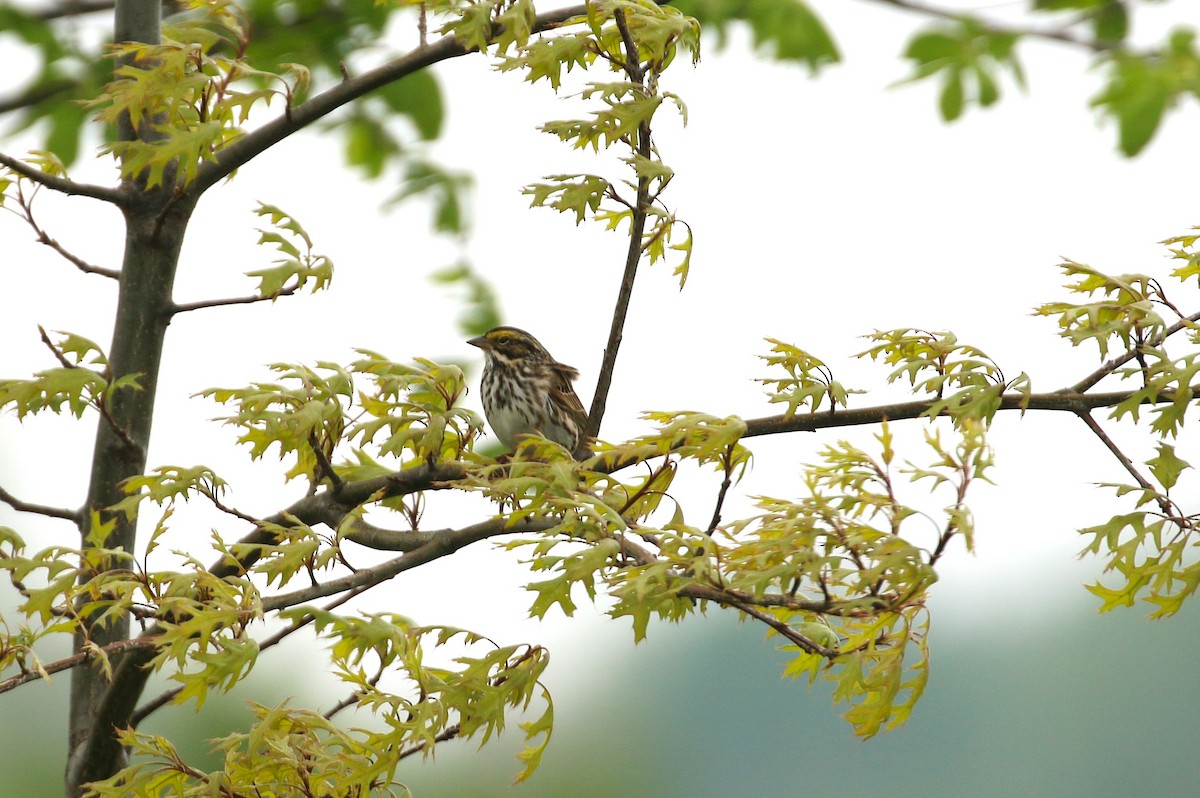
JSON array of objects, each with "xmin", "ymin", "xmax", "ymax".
[{"xmin": 467, "ymin": 327, "xmax": 591, "ymax": 459}]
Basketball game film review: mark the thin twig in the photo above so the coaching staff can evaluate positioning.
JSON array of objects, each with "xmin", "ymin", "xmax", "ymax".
[
  {"xmin": 1075, "ymin": 411, "xmax": 1175, "ymax": 517},
  {"xmin": 586, "ymin": 8, "xmax": 654, "ymax": 440},
  {"xmin": 14, "ymin": 192, "xmax": 119, "ymax": 278},
  {"xmin": 1079, "ymin": 411, "xmax": 1151, "ymax": 494},
  {"xmin": 0, "ymin": 638, "xmax": 155, "ymax": 695},
  {"xmin": 0, "ymin": 152, "xmax": 126, "ymax": 204},
  {"xmin": 870, "ymin": 0, "xmax": 1127, "ymax": 54},
  {"xmin": 170, "ymin": 284, "xmax": 301, "ymax": 314},
  {"xmin": 324, "ymin": 666, "xmax": 384, "ymax": 720},
  {"xmin": 0, "ymin": 483, "xmax": 81, "ymax": 523},
  {"xmin": 37, "ymin": 324, "xmax": 75, "ymax": 369},
  {"xmin": 34, "ymin": 229, "xmax": 120, "ymax": 279},
  {"xmin": 726, "ymin": 598, "xmax": 838, "ymax": 658},
  {"xmin": 396, "ymin": 724, "xmax": 461, "ymax": 762},
  {"xmin": 308, "ymin": 433, "xmax": 344, "ymax": 492},
  {"xmin": 705, "ymin": 445, "xmax": 735, "ymax": 535},
  {"xmin": 1069, "ymin": 310, "xmax": 1200, "ymax": 394},
  {"xmin": 928, "ymin": 463, "xmax": 971, "ymax": 567},
  {"xmin": 203, "ymin": 489, "xmax": 266, "ymax": 528}
]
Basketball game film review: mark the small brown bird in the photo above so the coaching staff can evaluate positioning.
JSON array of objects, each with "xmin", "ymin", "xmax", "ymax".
[{"xmin": 467, "ymin": 327, "xmax": 591, "ymax": 459}]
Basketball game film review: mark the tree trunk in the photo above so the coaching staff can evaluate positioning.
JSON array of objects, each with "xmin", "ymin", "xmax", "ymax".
[{"xmin": 64, "ymin": 1, "xmax": 197, "ymax": 794}]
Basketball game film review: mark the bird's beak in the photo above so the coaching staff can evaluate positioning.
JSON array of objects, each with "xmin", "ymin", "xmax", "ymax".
[{"xmin": 467, "ymin": 335, "xmax": 488, "ymax": 350}]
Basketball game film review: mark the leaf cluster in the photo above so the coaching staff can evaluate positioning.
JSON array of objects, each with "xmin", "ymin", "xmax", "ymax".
[
  {"xmin": 900, "ymin": 17, "xmax": 1025, "ymax": 123},
  {"xmin": 91, "ymin": 1, "xmax": 310, "ymax": 188},
  {"xmin": 859, "ymin": 329, "xmax": 1029, "ymax": 425},
  {"xmin": 1092, "ymin": 28, "xmax": 1200, "ymax": 156},
  {"xmin": 505, "ymin": 0, "xmax": 698, "ymax": 284},
  {"xmin": 1079, "ymin": 458, "xmax": 1200, "ymax": 619},
  {"xmin": 758, "ymin": 338, "xmax": 859, "ymax": 415},
  {"xmin": 469, "ymin": 414, "xmax": 987, "ymax": 737},
  {"xmin": 671, "ymin": 0, "xmax": 838, "ymax": 73},
  {"xmin": 1036, "ymin": 251, "xmax": 1200, "ymax": 436},
  {"xmin": 247, "ymin": 203, "xmax": 335, "ymax": 298},
  {"xmin": 0, "ymin": 330, "xmax": 141, "ymax": 420}
]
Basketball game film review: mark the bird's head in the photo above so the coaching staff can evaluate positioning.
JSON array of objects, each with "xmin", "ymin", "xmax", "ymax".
[{"xmin": 467, "ymin": 327, "xmax": 551, "ymax": 366}]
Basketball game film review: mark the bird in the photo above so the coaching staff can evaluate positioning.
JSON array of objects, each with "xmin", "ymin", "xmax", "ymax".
[{"xmin": 467, "ymin": 326, "xmax": 591, "ymax": 459}]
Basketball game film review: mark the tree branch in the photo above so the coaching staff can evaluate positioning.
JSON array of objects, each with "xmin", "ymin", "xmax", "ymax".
[
  {"xmin": 0, "ymin": 152, "xmax": 126, "ymax": 205},
  {"xmin": 585, "ymin": 8, "xmax": 653, "ymax": 440},
  {"xmin": 10, "ymin": 189, "xmax": 121, "ymax": 279},
  {"xmin": 0, "ymin": 483, "xmax": 82, "ymax": 524},
  {"xmin": 207, "ymin": 461, "xmax": 469, "ymax": 579},
  {"xmin": 705, "ymin": 445, "xmax": 735, "ymax": 535},
  {"xmin": 323, "ymin": 666, "xmax": 384, "ymax": 720},
  {"xmin": 867, "ymin": 0, "xmax": 1125, "ymax": 54},
  {"xmin": 0, "ymin": 638, "xmax": 155, "ymax": 695},
  {"xmin": 339, "ymin": 516, "xmax": 443, "ymax": 552},
  {"xmin": 119, "ymin": 517, "xmax": 554, "ymax": 735},
  {"xmin": 80, "ymin": 378, "xmax": 1197, "ymax": 782},
  {"xmin": 33, "ymin": 0, "xmax": 120, "ymax": 21},
  {"xmin": 1075, "ymin": 411, "xmax": 1174, "ymax": 517},
  {"xmin": 33, "ymin": 229, "xmax": 121, "ymax": 280},
  {"xmin": 169, "ymin": 284, "xmax": 301, "ymax": 314},
  {"xmin": 0, "ymin": 80, "xmax": 78, "ymax": 116},
  {"xmin": 261, "ymin": 518, "xmax": 558, "ymax": 612},
  {"xmin": 396, "ymin": 724, "xmax": 461, "ymax": 762},
  {"xmin": 739, "ymin": 387, "xmax": 1181, "ymax": 438},
  {"xmin": 725, "ymin": 598, "xmax": 839, "ymax": 658},
  {"xmin": 189, "ymin": 5, "xmax": 588, "ymax": 196},
  {"xmin": 1069, "ymin": 311, "xmax": 1200, "ymax": 394}
]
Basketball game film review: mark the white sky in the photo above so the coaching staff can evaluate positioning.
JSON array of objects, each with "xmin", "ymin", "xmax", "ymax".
[{"xmin": 2, "ymin": 0, "xmax": 1198, "ymax": 723}]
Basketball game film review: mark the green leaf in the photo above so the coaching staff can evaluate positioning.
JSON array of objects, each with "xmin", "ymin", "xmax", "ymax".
[
  {"xmin": 377, "ymin": 70, "xmax": 444, "ymax": 141},
  {"xmin": 1092, "ymin": 55, "xmax": 1171, "ymax": 156},
  {"xmin": 898, "ymin": 20, "xmax": 1023, "ymax": 123},
  {"xmin": 1094, "ymin": 2, "xmax": 1129, "ymax": 43},
  {"xmin": 390, "ymin": 159, "xmax": 472, "ymax": 235},
  {"xmin": 1146, "ymin": 443, "xmax": 1191, "ymax": 491},
  {"xmin": 674, "ymin": 0, "xmax": 835, "ymax": 72},
  {"xmin": 939, "ymin": 69, "xmax": 965, "ymax": 121},
  {"xmin": 343, "ymin": 113, "xmax": 401, "ymax": 179},
  {"xmin": 522, "ymin": 174, "xmax": 610, "ymax": 224},
  {"xmin": 1091, "ymin": 30, "xmax": 1200, "ymax": 156},
  {"xmin": 430, "ymin": 260, "xmax": 502, "ymax": 336}
]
